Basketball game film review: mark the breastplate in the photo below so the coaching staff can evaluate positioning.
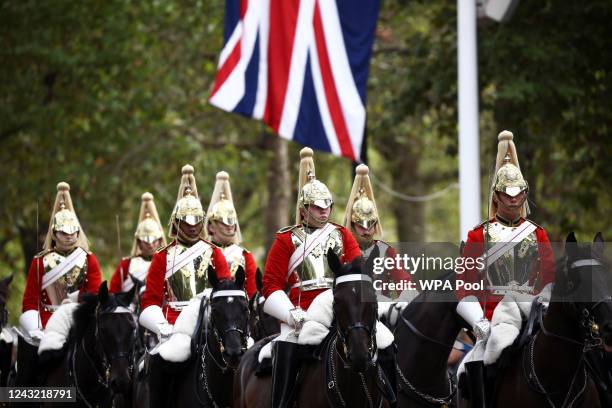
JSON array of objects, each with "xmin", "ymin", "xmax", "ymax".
[
  {"xmin": 165, "ymin": 243, "xmax": 213, "ymax": 302},
  {"xmin": 221, "ymin": 245, "xmax": 245, "ymax": 277},
  {"xmin": 128, "ymin": 256, "xmax": 151, "ymax": 283},
  {"xmin": 43, "ymin": 250, "xmax": 87, "ymax": 305},
  {"xmin": 361, "ymin": 241, "xmax": 389, "ymax": 261},
  {"xmin": 291, "ymin": 225, "xmax": 344, "ymax": 289},
  {"xmin": 484, "ymin": 221, "xmax": 540, "ymax": 294}
]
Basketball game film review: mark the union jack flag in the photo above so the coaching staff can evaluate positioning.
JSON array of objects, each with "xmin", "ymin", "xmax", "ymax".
[{"xmin": 209, "ymin": 0, "xmax": 381, "ymax": 162}]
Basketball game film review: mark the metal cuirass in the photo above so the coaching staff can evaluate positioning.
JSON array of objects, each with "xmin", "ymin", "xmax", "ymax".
[
  {"xmin": 484, "ymin": 221, "xmax": 540, "ymax": 294},
  {"xmin": 221, "ymin": 245, "xmax": 245, "ymax": 277},
  {"xmin": 43, "ymin": 250, "xmax": 87, "ymax": 305},
  {"xmin": 165, "ymin": 243, "xmax": 213, "ymax": 302},
  {"xmin": 291, "ymin": 225, "xmax": 344, "ymax": 290},
  {"xmin": 128, "ymin": 256, "xmax": 150, "ymax": 283}
]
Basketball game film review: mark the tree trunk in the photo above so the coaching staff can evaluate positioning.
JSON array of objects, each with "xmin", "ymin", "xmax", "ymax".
[
  {"xmin": 390, "ymin": 153, "xmax": 425, "ymax": 243},
  {"xmin": 264, "ymin": 136, "xmax": 290, "ymax": 254},
  {"xmin": 18, "ymin": 223, "xmax": 46, "ymax": 276}
]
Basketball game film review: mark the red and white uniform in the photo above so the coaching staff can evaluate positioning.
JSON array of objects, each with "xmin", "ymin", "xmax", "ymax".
[
  {"xmin": 109, "ymin": 256, "xmax": 151, "ymax": 294},
  {"xmin": 263, "ymin": 223, "xmax": 361, "ymax": 310},
  {"xmin": 456, "ymin": 217, "xmax": 555, "ymax": 320},
  {"xmin": 362, "ymin": 240, "xmax": 412, "ymax": 297},
  {"xmin": 215, "ymin": 243, "xmax": 257, "ymax": 298},
  {"xmin": 141, "ymin": 240, "xmax": 231, "ymax": 324},
  {"xmin": 22, "ymin": 248, "xmax": 101, "ymax": 328}
]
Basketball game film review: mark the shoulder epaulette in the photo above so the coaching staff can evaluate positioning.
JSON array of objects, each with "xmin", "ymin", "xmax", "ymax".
[
  {"xmin": 277, "ymin": 225, "xmax": 299, "ymax": 234},
  {"xmin": 34, "ymin": 248, "xmax": 52, "ymax": 258},
  {"xmin": 473, "ymin": 219, "xmax": 491, "ymax": 230},
  {"xmin": 156, "ymin": 242, "xmax": 172, "ymax": 253},
  {"xmin": 526, "ymin": 219, "xmax": 543, "ymax": 229}
]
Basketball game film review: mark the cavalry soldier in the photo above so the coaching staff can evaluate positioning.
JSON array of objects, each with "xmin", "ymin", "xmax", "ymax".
[
  {"xmin": 456, "ymin": 130, "xmax": 555, "ymax": 407},
  {"xmin": 17, "ymin": 182, "xmax": 102, "ymax": 386},
  {"xmin": 139, "ymin": 164, "xmax": 231, "ymax": 408},
  {"xmin": 262, "ymin": 147, "xmax": 361, "ymax": 408},
  {"xmin": 205, "ymin": 171, "xmax": 257, "ymax": 298},
  {"xmin": 344, "ymin": 164, "xmax": 412, "ymax": 298},
  {"xmin": 110, "ymin": 192, "xmax": 166, "ymax": 294},
  {"xmin": 139, "ymin": 164, "xmax": 231, "ymax": 336}
]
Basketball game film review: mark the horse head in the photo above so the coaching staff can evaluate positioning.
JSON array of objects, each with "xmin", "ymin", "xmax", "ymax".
[
  {"xmin": 207, "ymin": 265, "xmax": 250, "ymax": 369},
  {"xmin": 330, "ymin": 247, "xmax": 378, "ymax": 373},
  {"xmin": 0, "ymin": 274, "xmax": 13, "ymax": 332},
  {"xmin": 560, "ymin": 232, "xmax": 612, "ymax": 351},
  {"xmin": 248, "ymin": 268, "xmax": 280, "ymax": 340},
  {"xmin": 96, "ymin": 282, "xmax": 138, "ymax": 395}
]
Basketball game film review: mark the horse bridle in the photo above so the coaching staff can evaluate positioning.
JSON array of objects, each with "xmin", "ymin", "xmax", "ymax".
[
  {"xmin": 72, "ymin": 305, "xmax": 137, "ymax": 408},
  {"xmin": 333, "ymin": 274, "xmax": 378, "ymax": 366},
  {"xmin": 197, "ymin": 290, "xmax": 250, "ymax": 407},
  {"xmin": 541, "ymin": 258, "xmax": 610, "ymax": 349},
  {"xmin": 524, "ymin": 257, "xmax": 610, "ymax": 408}
]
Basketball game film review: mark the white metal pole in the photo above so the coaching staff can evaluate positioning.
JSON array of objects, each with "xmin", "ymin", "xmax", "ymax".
[{"xmin": 457, "ymin": 0, "xmax": 481, "ymax": 241}]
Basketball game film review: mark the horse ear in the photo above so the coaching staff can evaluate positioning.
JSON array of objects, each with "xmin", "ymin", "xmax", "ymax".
[
  {"xmin": 256, "ymin": 268, "xmax": 263, "ymax": 291},
  {"xmin": 327, "ymin": 249, "xmax": 342, "ymax": 276},
  {"xmin": 207, "ymin": 265, "xmax": 219, "ymax": 289},
  {"xmin": 363, "ymin": 245, "xmax": 380, "ymax": 277},
  {"xmin": 117, "ymin": 285, "xmax": 136, "ymax": 307},
  {"xmin": 234, "ymin": 266, "xmax": 245, "ymax": 290},
  {"xmin": 98, "ymin": 281, "xmax": 109, "ymax": 304},
  {"xmin": 593, "ymin": 232, "xmax": 604, "ymax": 259},
  {"xmin": 459, "ymin": 240, "xmax": 466, "ymax": 256},
  {"xmin": 565, "ymin": 232, "xmax": 578, "ymax": 259}
]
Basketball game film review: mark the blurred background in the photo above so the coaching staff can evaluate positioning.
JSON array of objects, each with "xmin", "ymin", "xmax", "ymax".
[{"xmin": 1, "ymin": 0, "xmax": 610, "ymax": 323}]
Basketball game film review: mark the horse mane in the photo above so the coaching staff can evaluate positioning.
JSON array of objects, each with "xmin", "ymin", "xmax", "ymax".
[
  {"xmin": 215, "ymin": 279, "xmax": 242, "ymax": 292},
  {"xmin": 72, "ymin": 294, "xmax": 99, "ymax": 340}
]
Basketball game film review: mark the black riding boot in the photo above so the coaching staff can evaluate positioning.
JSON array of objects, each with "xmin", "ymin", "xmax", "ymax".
[
  {"xmin": 465, "ymin": 360, "xmax": 486, "ymax": 408},
  {"xmin": 377, "ymin": 346, "xmax": 397, "ymax": 407},
  {"xmin": 271, "ymin": 341, "xmax": 301, "ymax": 408},
  {"xmin": 15, "ymin": 337, "xmax": 39, "ymax": 387},
  {"xmin": 146, "ymin": 354, "xmax": 171, "ymax": 408}
]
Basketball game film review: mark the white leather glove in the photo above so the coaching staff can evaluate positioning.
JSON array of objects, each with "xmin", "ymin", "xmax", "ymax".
[
  {"xmin": 456, "ymin": 295, "xmax": 490, "ymax": 341},
  {"xmin": 139, "ymin": 305, "xmax": 171, "ymax": 337},
  {"xmin": 29, "ymin": 329, "xmax": 44, "ymax": 345},
  {"xmin": 19, "ymin": 310, "xmax": 42, "ymax": 333},
  {"xmin": 158, "ymin": 322, "xmax": 173, "ymax": 342},
  {"xmin": 288, "ymin": 307, "xmax": 307, "ymax": 333},
  {"xmin": 473, "ymin": 318, "xmax": 491, "ymax": 341}
]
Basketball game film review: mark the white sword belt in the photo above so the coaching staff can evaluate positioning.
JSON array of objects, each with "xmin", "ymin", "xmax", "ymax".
[{"xmin": 290, "ymin": 277, "xmax": 334, "ymax": 290}]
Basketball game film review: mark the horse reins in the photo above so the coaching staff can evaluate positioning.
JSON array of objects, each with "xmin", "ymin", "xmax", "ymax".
[{"xmin": 523, "ymin": 257, "xmax": 608, "ymax": 408}]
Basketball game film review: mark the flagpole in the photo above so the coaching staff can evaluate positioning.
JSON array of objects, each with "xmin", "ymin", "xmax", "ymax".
[{"xmin": 457, "ymin": 0, "xmax": 481, "ymax": 241}]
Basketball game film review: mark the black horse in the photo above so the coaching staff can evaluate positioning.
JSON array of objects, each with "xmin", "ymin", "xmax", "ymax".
[
  {"xmin": 248, "ymin": 268, "xmax": 280, "ymax": 341},
  {"xmin": 393, "ymin": 271, "xmax": 466, "ymax": 407},
  {"xmin": 235, "ymin": 250, "xmax": 391, "ymax": 408},
  {"xmin": 168, "ymin": 266, "xmax": 250, "ymax": 407},
  {"xmin": 40, "ymin": 282, "xmax": 138, "ymax": 408},
  {"xmin": 0, "ymin": 274, "xmax": 14, "ymax": 387},
  {"xmin": 487, "ymin": 233, "xmax": 612, "ymax": 407}
]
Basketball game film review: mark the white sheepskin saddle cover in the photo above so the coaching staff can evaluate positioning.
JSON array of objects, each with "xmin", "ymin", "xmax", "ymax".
[
  {"xmin": 1, "ymin": 327, "xmax": 15, "ymax": 344},
  {"xmin": 158, "ymin": 298, "xmax": 205, "ymax": 362},
  {"xmin": 38, "ymin": 302, "xmax": 79, "ymax": 355},
  {"xmin": 457, "ymin": 290, "xmax": 549, "ymax": 376},
  {"xmin": 157, "ymin": 297, "xmax": 254, "ymax": 363}
]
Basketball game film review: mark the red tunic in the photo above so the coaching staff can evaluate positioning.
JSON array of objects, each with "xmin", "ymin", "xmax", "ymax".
[
  {"xmin": 456, "ymin": 218, "xmax": 555, "ymax": 320},
  {"xmin": 371, "ymin": 242, "xmax": 412, "ymax": 298},
  {"xmin": 22, "ymin": 250, "xmax": 102, "ymax": 328},
  {"xmin": 109, "ymin": 258, "xmax": 132, "ymax": 294},
  {"xmin": 243, "ymin": 250, "xmax": 258, "ymax": 299},
  {"xmin": 140, "ymin": 240, "xmax": 231, "ymax": 324},
  {"xmin": 262, "ymin": 224, "xmax": 361, "ymax": 310}
]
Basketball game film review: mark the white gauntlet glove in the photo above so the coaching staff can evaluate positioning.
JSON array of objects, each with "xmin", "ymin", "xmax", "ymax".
[
  {"xmin": 288, "ymin": 307, "xmax": 307, "ymax": 334},
  {"xmin": 473, "ymin": 318, "xmax": 491, "ymax": 341},
  {"xmin": 456, "ymin": 296, "xmax": 490, "ymax": 342},
  {"xmin": 139, "ymin": 305, "xmax": 172, "ymax": 342},
  {"xmin": 157, "ymin": 322, "xmax": 173, "ymax": 343}
]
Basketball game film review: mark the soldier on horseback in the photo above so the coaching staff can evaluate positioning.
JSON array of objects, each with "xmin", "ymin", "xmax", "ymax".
[
  {"xmin": 456, "ymin": 130, "xmax": 556, "ymax": 407},
  {"xmin": 262, "ymin": 147, "xmax": 361, "ymax": 408},
  {"xmin": 110, "ymin": 192, "xmax": 166, "ymax": 295},
  {"xmin": 206, "ymin": 171, "xmax": 257, "ymax": 298},
  {"xmin": 344, "ymin": 163, "xmax": 412, "ymax": 298},
  {"xmin": 17, "ymin": 182, "xmax": 102, "ymax": 386},
  {"xmin": 139, "ymin": 164, "xmax": 231, "ymax": 408}
]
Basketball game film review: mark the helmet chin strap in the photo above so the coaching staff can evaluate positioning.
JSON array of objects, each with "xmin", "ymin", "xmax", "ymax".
[
  {"xmin": 302, "ymin": 206, "xmax": 329, "ymax": 228},
  {"xmin": 175, "ymin": 220, "xmax": 201, "ymax": 245}
]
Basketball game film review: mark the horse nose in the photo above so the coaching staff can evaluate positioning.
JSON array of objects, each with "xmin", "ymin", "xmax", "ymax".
[{"xmin": 110, "ymin": 371, "xmax": 132, "ymax": 393}]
